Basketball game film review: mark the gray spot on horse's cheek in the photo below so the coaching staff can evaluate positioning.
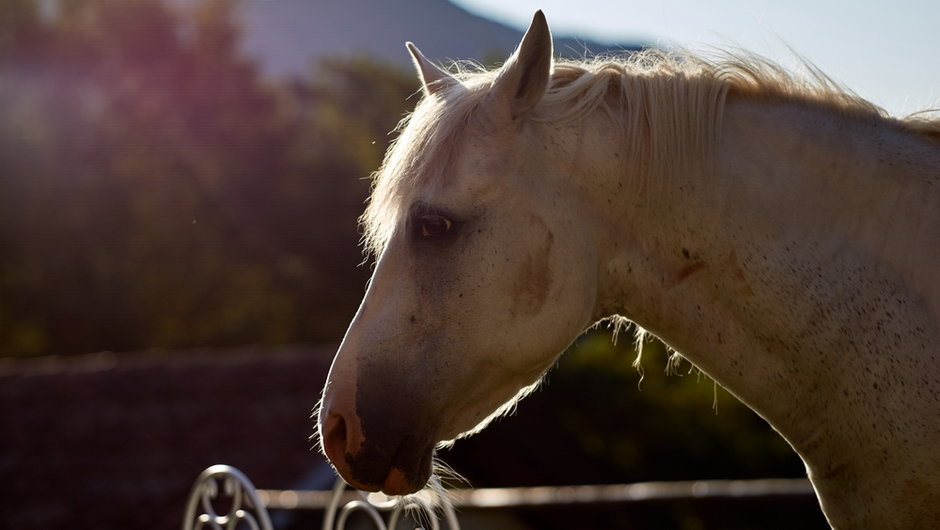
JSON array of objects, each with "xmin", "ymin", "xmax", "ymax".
[{"xmin": 510, "ymin": 220, "xmax": 555, "ymax": 316}]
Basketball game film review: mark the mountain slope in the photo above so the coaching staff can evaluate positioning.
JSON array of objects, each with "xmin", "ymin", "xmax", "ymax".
[{"xmin": 235, "ymin": 0, "xmax": 643, "ymax": 77}]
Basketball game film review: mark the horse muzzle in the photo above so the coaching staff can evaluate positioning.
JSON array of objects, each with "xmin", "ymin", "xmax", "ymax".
[{"xmin": 320, "ymin": 397, "xmax": 435, "ymax": 495}]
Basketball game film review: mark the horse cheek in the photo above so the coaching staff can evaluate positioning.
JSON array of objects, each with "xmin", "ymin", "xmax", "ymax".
[{"xmin": 509, "ymin": 228, "xmax": 555, "ymax": 319}]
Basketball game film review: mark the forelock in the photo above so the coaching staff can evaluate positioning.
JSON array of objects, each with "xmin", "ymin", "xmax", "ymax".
[{"xmin": 360, "ymin": 76, "xmax": 490, "ymax": 258}]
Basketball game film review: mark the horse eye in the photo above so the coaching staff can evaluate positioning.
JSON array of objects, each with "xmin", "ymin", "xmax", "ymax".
[{"xmin": 418, "ymin": 215, "xmax": 453, "ymax": 239}]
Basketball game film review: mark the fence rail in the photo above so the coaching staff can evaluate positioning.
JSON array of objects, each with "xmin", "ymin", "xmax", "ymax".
[
  {"xmin": 256, "ymin": 477, "xmax": 814, "ymax": 510},
  {"xmin": 183, "ymin": 465, "xmax": 816, "ymax": 530}
]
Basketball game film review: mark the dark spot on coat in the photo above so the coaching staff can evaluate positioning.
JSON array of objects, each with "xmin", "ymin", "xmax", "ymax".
[
  {"xmin": 511, "ymin": 216, "xmax": 555, "ymax": 316},
  {"xmin": 671, "ymin": 261, "xmax": 707, "ymax": 286}
]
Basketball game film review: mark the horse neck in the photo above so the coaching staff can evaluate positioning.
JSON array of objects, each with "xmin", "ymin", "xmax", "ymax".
[{"xmin": 582, "ymin": 98, "xmax": 940, "ymax": 528}]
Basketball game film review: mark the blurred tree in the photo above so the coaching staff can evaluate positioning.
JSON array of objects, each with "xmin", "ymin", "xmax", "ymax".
[
  {"xmin": 0, "ymin": 0, "xmax": 46, "ymax": 64},
  {"xmin": 0, "ymin": 0, "xmax": 415, "ymax": 356}
]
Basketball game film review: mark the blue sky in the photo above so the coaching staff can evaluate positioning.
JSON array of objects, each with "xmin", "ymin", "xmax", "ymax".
[{"xmin": 453, "ymin": 0, "xmax": 939, "ymax": 116}]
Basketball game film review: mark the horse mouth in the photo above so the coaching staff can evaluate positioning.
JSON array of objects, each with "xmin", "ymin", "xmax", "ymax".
[{"xmin": 344, "ymin": 436, "xmax": 435, "ymax": 495}]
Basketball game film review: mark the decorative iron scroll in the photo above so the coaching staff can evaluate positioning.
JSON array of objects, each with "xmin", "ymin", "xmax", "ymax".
[
  {"xmin": 321, "ymin": 475, "xmax": 461, "ymax": 530},
  {"xmin": 183, "ymin": 465, "xmax": 460, "ymax": 530},
  {"xmin": 182, "ymin": 464, "xmax": 274, "ymax": 530}
]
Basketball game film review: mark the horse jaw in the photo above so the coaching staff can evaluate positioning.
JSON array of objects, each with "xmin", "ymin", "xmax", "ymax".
[{"xmin": 437, "ymin": 377, "xmax": 546, "ymax": 447}]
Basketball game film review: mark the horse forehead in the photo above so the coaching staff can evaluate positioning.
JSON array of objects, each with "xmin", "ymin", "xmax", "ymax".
[
  {"xmin": 409, "ymin": 102, "xmax": 544, "ymax": 202},
  {"xmin": 413, "ymin": 141, "xmax": 517, "ymax": 204},
  {"xmin": 458, "ymin": 126, "xmax": 541, "ymax": 180}
]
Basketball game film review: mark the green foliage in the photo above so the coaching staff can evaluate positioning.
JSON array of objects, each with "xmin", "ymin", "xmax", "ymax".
[{"xmin": 0, "ymin": 0, "xmax": 415, "ymax": 356}]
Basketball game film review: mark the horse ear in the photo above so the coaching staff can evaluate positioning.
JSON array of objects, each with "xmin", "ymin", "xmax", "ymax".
[
  {"xmin": 407, "ymin": 42, "xmax": 459, "ymax": 97},
  {"xmin": 487, "ymin": 10, "xmax": 553, "ymax": 120}
]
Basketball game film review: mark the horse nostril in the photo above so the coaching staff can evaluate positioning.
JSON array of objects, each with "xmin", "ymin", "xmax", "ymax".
[{"xmin": 322, "ymin": 412, "xmax": 347, "ymax": 461}]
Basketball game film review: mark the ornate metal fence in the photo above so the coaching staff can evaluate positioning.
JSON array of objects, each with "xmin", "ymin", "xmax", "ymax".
[
  {"xmin": 183, "ymin": 465, "xmax": 274, "ymax": 530},
  {"xmin": 183, "ymin": 464, "xmax": 460, "ymax": 530},
  {"xmin": 182, "ymin": 464, "xmax": 815, "ymax": 530}
]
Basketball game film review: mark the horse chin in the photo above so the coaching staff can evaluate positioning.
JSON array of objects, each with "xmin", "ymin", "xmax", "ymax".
[
  {"xmin": 381, "ymin": 466, "xmax": 430, "ymax": 496},
  {"xmin": 339, "ymin": 465, "xmax": 430, "ymax": 496},
  {"xmin": 375, "ymin": 449, "xmax": 433, "ymax": 495}
]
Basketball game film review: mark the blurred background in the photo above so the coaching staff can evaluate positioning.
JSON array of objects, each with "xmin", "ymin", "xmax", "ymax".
[{"xmin": 4, "ymin": 0, "xmax": 933, "ymax": 528}]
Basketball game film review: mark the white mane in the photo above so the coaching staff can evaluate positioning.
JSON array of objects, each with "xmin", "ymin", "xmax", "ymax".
[{"xmin": 361, "ymin": 48, "xmax": 940, "ymax": 258}]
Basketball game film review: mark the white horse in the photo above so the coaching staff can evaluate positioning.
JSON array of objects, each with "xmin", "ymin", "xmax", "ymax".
[{"xmin": 318, "ymin": 11, "xmax": 940, "ymax": 529}]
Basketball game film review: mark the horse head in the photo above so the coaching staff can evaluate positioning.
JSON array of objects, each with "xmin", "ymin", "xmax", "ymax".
[{"xmin": 317, "ymin": 11, "xmax": 600, "ymax": 494}]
